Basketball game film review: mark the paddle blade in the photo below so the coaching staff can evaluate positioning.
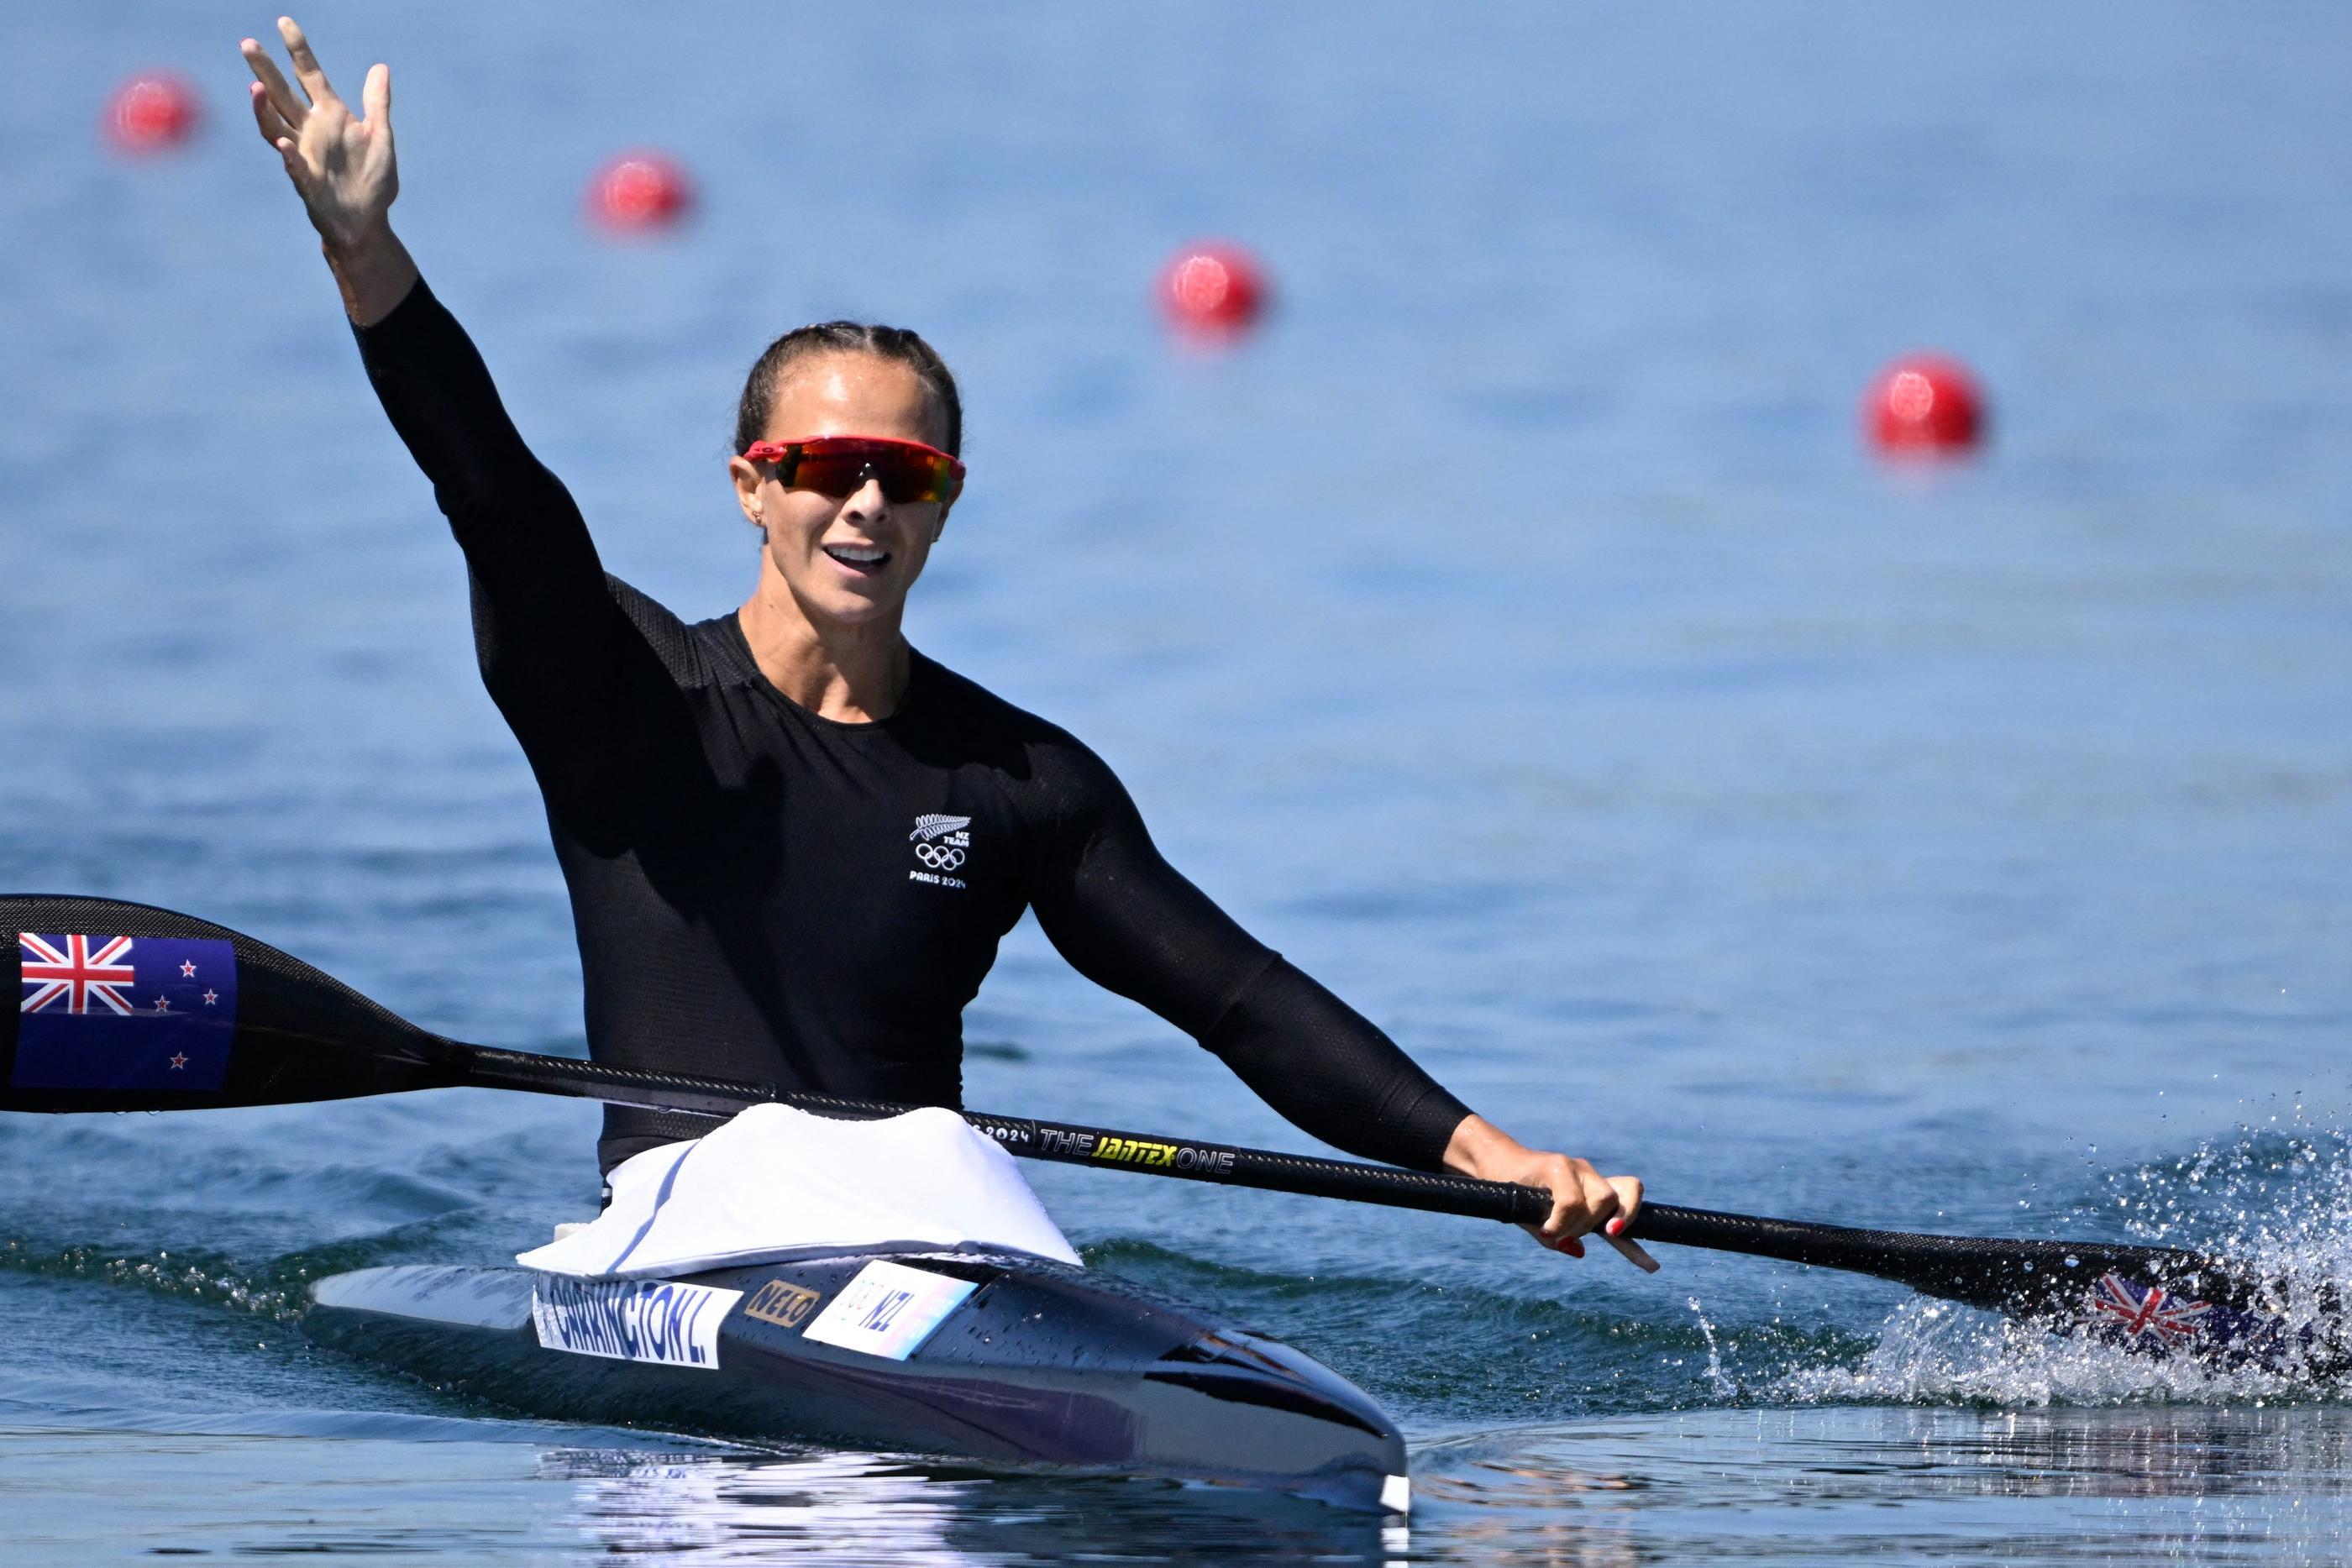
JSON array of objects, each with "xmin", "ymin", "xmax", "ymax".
[
  {"xmin": 1636, "ymin": 1202, "xmax": 2283, "ymax": 1314},
  {"xmin": 1634, "ymin": 1201, "xmax": 2349, "ymax": 1377},
  {"xmin": 3, "ymin": 894, "xmax": 459, "ymax": 1112}
]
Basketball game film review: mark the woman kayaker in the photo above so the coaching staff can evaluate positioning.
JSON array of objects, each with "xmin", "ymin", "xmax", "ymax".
[{"xmin": 240, "ymin": 18, "xmax": 1655, "ymax": 1270}]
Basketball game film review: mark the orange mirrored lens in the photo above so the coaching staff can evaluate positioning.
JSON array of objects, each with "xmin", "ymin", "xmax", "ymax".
[{"xmin": 747, "ymin": 438, "xmax": 963, "ymax": 506}]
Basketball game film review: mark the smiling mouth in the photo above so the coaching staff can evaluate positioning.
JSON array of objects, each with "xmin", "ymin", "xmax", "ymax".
[{"xmin": 822, "ymin": 544, "xmax": 891, "ymax": 575}]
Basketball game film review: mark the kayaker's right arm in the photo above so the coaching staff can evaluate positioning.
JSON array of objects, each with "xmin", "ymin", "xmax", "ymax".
[
  {"xmin": 244, "ymin": 20, "xmax": 668, "ymax": 818},
  {"xmin": 241, "ymin": 20, "xmax": 414, "ymax": 328}
]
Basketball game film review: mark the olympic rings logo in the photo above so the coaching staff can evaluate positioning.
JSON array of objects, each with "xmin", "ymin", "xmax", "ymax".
[{"xmin": 915, "ymin": 843, "xmax": 966, "ymax": 871}]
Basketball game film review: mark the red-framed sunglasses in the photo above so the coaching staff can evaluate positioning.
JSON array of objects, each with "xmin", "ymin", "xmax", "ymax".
[{"xmin": 741, "ymin": 436, "xmax": 965, "ymax": 506}]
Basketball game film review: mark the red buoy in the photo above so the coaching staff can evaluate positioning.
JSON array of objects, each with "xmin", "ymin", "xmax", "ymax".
[
  {"xmin": 1159, "ymin": 242, "xmax": 1268, "ymax": 338},
  {"xmin": 587, "ymin": 151, "xmax": 694, "ymax": 234},
  {"xmin": 106, "ymin": 72, "xmax": 201, "ymax": 155},
  {"xmin": 1864, "ymin": 353, "xmax": 1986, "ymax": 455}
]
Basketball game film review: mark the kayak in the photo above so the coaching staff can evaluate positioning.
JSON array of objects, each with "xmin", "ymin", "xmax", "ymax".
[{"xmin": 303, "ymin": 1242, "xmax": 1410, "ymax": 1513}]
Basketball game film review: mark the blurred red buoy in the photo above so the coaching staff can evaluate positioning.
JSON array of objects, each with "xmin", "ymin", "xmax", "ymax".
[
  {"xmin": 587, "ymin": 151, "xmax": 694, "ymax": 233},
  {"xmin": 1864, "ymin": 353, "xmax": 1986, "ymax": 455},
  {"xmin": 106, "ymin": 72, "xmax": 201, "ymax": 155},
  {"xmin": 1159, "ymin": 242, "xmax": 1268, "ymax": 338}
]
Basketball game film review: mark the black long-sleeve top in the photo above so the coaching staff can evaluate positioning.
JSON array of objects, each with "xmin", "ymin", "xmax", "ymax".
[{"xmin": 353, "ymin": 279, "xmax": 1473, "ymax": 1174}]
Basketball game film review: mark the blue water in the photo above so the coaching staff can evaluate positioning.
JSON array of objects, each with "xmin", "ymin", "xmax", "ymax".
[{"xmin": 6, "ymin": 1, "xmax": 2352, "ymax": 1560}]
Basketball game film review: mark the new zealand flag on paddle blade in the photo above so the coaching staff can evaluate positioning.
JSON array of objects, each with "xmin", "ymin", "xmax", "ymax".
[{"xmin": 14, "ymin": 933, "xmax": 239, "ymax": 1091}]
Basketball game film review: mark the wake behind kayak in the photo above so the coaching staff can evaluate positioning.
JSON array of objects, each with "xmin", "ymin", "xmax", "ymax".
[{"xmin": 302, "ymin": 1244, "xmax": 1409, "ymax": 1513}]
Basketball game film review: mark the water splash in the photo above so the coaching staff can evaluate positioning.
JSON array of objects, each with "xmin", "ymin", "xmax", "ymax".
[
  {"xmin": 1775, "ymin": 1294, "xmax": 2319, "ymax": 1408},
  {"xmin": 1688, "ymin": 1297, "xmax": 1739, "ymax": 1399},
  {"xmin": 1777, "ymin": 1125, "xmax": 2352, "ymax": 1408},
  {"xmin": 2113, "ymin": 1124, "xmax": 2352, "ymax": 1274}
]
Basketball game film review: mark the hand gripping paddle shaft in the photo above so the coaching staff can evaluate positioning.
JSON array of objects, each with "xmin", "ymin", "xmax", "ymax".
[{"xmin": 1, "ymin": 894, "xmax": 2328, "ymax": 1371}]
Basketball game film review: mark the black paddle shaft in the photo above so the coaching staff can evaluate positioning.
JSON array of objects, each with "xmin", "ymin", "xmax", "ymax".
[
  {"xmin": 0, "ymin": 893, "xmax": 2272, "ymax": 1323},
  {"xmin": 460, "ymin": 1044, "xmax": 1542, "ymax": 1220}
]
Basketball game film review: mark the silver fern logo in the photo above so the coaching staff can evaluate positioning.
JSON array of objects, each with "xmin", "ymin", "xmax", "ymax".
[{"xmin": 909, "ymin": 815, "xmax": 971, "ymax": 884}]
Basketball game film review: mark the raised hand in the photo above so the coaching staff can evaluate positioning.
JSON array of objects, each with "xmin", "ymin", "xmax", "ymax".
[{"xmin": 241, "ymin": 17, "xmax": 414, "ymax": 325}]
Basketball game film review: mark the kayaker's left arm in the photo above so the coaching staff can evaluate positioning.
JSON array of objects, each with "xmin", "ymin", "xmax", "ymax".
[
  {"xmin": 1440, "ymin": 1114, "xmax": 1656, "ymax": 1270},
  {"xmin": 1024, "ymin": 738, "xmax": 1655, "ymax": 1270}
]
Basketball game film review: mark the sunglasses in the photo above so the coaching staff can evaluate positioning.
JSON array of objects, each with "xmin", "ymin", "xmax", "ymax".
[{"xmin": 741, "ymin": 436, "xmax": 965, "ymax": 506}]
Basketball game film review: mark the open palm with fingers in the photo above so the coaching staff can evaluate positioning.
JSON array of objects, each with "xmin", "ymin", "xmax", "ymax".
[{"xmin": 242, "ymin": 17, "xmax": 396, "ymax": 252}]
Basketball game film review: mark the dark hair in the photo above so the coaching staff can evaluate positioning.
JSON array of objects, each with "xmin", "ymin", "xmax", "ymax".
[{"xmin": 732, "ymin": 322, "xmax": 963, "ymax": 458}]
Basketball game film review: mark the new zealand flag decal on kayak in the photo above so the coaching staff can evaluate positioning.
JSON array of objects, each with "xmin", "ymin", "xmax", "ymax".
[{"xmin": 14, "ymin": 933, "xmax": 238, "ymax": 1091}]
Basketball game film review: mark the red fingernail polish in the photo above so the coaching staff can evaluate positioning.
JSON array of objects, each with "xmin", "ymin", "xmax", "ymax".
[
  {"xmin": 1605, "ymin": 1217, "xmax": 1625, "ymax": 1237},
  {"xmin": 1561, "ymin": 1236, "xmax": 1585, "ymax": 1258}
]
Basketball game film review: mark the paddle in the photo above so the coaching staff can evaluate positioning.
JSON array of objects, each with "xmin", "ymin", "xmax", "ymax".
[{"xmin": 3, "ymin": 893, "xmax": 2335, "ymax": 1374}]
